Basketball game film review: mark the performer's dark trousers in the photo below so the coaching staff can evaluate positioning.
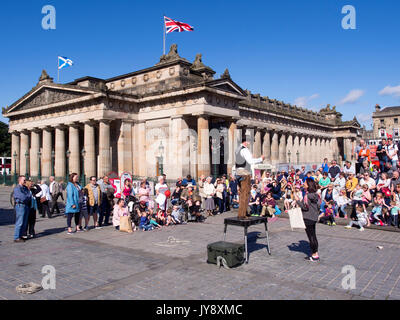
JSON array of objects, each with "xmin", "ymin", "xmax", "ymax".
[{"xmin": 238, "ymin": 175, "xmax": 251, "ymax": 219}]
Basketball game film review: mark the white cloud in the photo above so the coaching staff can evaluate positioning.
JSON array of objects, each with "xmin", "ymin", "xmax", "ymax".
[
  {"xmin": 294, "ymin": 93, "xmax": 319, "ymax": 107},
  {"xmin": 339, "ymin": 89, "xmax": 365, "ymax": 105},
  {"xmin": 379, "ymin": 85, "xmax": 400, "ymax": 97},
  {"xmin": 356, "ymin": 113, "xmax": 372, "ymax": 123}
]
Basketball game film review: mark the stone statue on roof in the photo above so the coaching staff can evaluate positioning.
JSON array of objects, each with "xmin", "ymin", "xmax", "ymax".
[{"xmin": 158, "ymin": 44, "xmax": 180, "ymax": 63}]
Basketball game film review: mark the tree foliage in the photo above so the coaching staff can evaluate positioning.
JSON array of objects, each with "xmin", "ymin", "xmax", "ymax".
[{"xmin": 0, "ymin": 121, "xmax": 11, "ymax": 157}]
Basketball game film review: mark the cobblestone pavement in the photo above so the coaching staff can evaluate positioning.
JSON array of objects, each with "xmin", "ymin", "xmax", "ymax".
[{"xmin": 1, "ymin": 186, "xmax": 400, "ymax": 300}]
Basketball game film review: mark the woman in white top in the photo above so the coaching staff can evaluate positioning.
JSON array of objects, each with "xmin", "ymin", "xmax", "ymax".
[
  {"xmin": 333, "ymin": 172, "xmax": 346, "ymax": 192},
  {"xmin": 37, "ymin": 180, "xmax": 52, "ymax": 218},
  {"xmin": 203, "ymin": 176, "xmax": 216, "ymax": 216}
]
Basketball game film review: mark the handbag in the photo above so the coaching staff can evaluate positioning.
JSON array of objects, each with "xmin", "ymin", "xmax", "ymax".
[
  {"xmin": 119, "ymin": 215, "xmax": 133, "ymax": 233},
  {"xmin": 40, "ymin": 197, "xmax": 47, "ymax": 203},
  {"xmin": 288, "ymin": 207, "xmax": 306, "ymax": 230}
]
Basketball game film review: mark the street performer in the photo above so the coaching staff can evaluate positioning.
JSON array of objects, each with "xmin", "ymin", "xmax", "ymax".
[{"xmin": 235, "ymin": 138, "xmax": 265, "ymax": 219}]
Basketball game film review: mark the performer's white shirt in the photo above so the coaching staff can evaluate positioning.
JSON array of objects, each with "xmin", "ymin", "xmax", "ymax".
[{"xmin": 240, "ymin": 146, "xmax": 263, "ymax": 172}]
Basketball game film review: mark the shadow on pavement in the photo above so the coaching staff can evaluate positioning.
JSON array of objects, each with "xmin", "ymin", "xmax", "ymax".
[
  {"xmin": 287, "ymin": 240, "xmax": 310, "ymax": 256},
  {"xmin": 0, "ymin": 208, "xmax": 15, "ymax": 226}
]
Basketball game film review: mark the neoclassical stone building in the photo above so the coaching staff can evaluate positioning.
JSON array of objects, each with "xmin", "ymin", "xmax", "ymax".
[{"xmin": 3, "ymin": 44, "xmax": 360, "ymax": 181}]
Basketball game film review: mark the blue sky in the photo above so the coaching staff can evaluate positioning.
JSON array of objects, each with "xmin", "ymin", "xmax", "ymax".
[{"xmin": 1, "ymin": 0, "xmax": 399, "ymax": 128}]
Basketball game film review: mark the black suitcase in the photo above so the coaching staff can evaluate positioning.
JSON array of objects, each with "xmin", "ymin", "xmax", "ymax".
[{"xmin": 207, "ymin": 241, "xmax": 245, "ymax": 268}]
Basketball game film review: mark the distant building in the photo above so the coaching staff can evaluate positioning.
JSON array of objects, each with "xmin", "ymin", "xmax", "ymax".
[{"xmin": 372, "ymin": 104, "xmax": 400, "ymax": 142}]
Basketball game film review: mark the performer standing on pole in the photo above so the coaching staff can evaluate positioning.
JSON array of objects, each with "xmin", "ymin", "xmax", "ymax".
[{"xmin": 235, "ymin": 138, "xmax": 265, "ymax": 219}]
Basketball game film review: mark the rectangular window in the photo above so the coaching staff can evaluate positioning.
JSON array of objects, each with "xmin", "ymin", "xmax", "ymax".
[
  {"xmin": 380, "ymin": 119, "xmax": 385, "ymax": 124},
  {"xmin": 394, "ymin": 129, "xmax": 399, "ymax": 137},
  {"xmin": 395, "ymin": 118, "xmax": 399, "ymax": 124},
  {"xmin": 380, "ymin": 129, "xmax": 386, "ymax": 137}
]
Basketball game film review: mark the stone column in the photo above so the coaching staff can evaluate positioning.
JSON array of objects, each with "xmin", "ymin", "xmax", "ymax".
[
  {"xmin": 84, "ymin": 121, "xmax": 96, "ymax": 179},
  {"xmin": 299, "ymin": 135, "xmax": 305, "ymax": 164},
  {"xmin": 42, "ymin": 127, "xmax": 52, "ymax": 179},
  {"xmin": 331, "ymin": 138, "xmax": 338, "ymax": 161},
  {"xmin": 30, "ymin": 130, "xmax": 40, "ymax": 178},
  {"xmin": 54, "ymin": 126, "xmax": 66, "ymax": 179},
  {"xmin": 11, "ymin": 132, "xmax": 20, "ymax": 175},
  {"xmin": 246, "ymin": 127, "xmax": 255, "ymax": 154},
  {"xmin": 262, "ymin": 129, "xmax": 271, "ymax": 163},
  {"xmin": 68, "ymin": 124, "xmax": 80, "ymax": 176},
  {"xmin": 227, "ymin": 120, "xmax": 237, "ymax": 175},
  {"xmin": 287, "ymin": 134, "xmax": 293, "ymax": 165},
  {"xmin": 168, "ymin": 116, "xmax": 190, "ymax": 179},
  {"xmin": 305, "ymin": 136, "xmax": 311, "ymax": 163},
  {"xmin": 271, "ymin": 131, "xmax": 279, "ymax": 164},
  {"xmin": 197, "ymin": 115, "xmax": 210, "ymax": 178},
  {"xmin": 117, "ymin": 120, "xmax": 133, "ymax": 176},
  {"xmin": 316, "ymin": 137, "xmax": 321, "ymax": 164},
  {"xmin": 293, "ymin": 135, "xmax": 300, "ymax": 164},
  {"xmin": 253, "ymin": 128, "xmax": 262, "ymax": 158},
  {"xmin": 310, "ymin": 137, "xmax": 316, "ymax": 164},
  {"xmin": 99, "ymin": 120, "xmax": 111, "ymax": 177},
  {"xmin": 19, "ymin": 131, "xmax": 29, "ymax": 176},
  {"xmin": 278, "ymin": 132, "xmax": 287, "ymax": 164}
]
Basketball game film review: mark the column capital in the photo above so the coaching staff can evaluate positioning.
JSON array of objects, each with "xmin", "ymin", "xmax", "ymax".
[
  {"xmin": 99, "ymin": 119, "xmax": 112, "ymax": 125},
  {"xmin": 52, "ymin": 124, "xmax": 68, "ymax": 130},
  {"xmin": 10, "ymin": 130, "xmax": 20, "ymax": 136}
]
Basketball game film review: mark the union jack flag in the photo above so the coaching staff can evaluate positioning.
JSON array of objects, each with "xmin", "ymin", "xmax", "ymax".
[{"xmin": 164, "ymin": 16, "xmax": 194, "ymax": 34}]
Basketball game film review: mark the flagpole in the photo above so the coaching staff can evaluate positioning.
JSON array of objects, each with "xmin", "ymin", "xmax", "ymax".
[
  {"xmin": 163, "ymin": 15, "xmax": 166, "ymax": 55},
  {"xmin": 57, "ymin": 56, "xmax": 59, "ymax": 83}
]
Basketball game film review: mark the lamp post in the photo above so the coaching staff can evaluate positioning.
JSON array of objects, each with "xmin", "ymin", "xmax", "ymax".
[
  {"xmin": 51, "ymin": 150, "xmax": 55, "ymax": 177},
  {"xmin": 81, "ymin": 148, "xmax": 86, "ymax": 185},
  {"xmin": 296, "ymin": 150, "xmax": 300, "ymax": 164},
  {"xmin": 66, "ymin": 150, "xmax": 71, "ymax": 181},
  {"xmin": 13, "ymin": 151, "xmax": 17, "ymax": 185},
  {"xmin": 158, "ymin": 141, "xmax": 164, "ymax": 176},
  {"xmin": 37, "ymin": 150, "xmax": 42, "ymax": 181},
  {"xmin": 25, "ymin": 150, "xmax": 29, "ymax": 178}
]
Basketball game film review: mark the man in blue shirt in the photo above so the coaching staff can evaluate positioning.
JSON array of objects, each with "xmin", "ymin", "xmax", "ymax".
[{"xmin": 13, "ymin": 176, "xmax": 31, "ymax": 242}]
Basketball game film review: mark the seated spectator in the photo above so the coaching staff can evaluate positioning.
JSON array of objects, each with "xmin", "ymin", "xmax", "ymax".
[
  {"xmin": 345, "ymin": 173, "xmax": 358, "ymax": 198},
  {"xmin": 345, "ymin": 205, "xmax": 370, "ymax": 231},
  {"xmin": 284, "ymin": 185, "xmax": 303, "ymax": 212},
  {"xmin": 336, "ymin": 189, "xmax": 351, "ymax": 218},
  {"xmin": 371, "ymin": 192, "xmax": 390, "ymax": 226},
  {"xmin": 261, "ymin": 192, "xmax": 276, "ymax": 217},
  {"xmin": 343, "ymin": 161, "xmax": 355, "ymax": 176},
  {"xmin": 139, "ymin": 211, "xmax": 154, "ymax": 231},
  {"xmin": 318, "ymin": 201, "xmax": 336, "ymax": 226},
  {"xmin": 360, "ymin": 184, "xmax": 372, "ymax": 212},
  {"xmin": 171, "ymin": 186, "xmax": 182, "ymax": 205},
  {"xmin": 318, "ymin": 172, "xmax": 331, "ymax": 190},
  {"xmin": 249, "ymin": 185, "xmax": 261, "ymax": 216},
  {"xmin": 268, "ymin": 180, "xmax": 282, "ymax": 200},
  {"xmin": 392, "ymin": 184, "xmax": 400, "ymax": 228},
  {"xmin": 112, "ymin": 198, "xmax": 130, "ymax": 231},
  {"xmin": 333, "ymin": 172, "xmax": 346, "ymax": 192},
  {"xmin": 359, "ymin": 160, "xmax": 371, "ymax": 176},
  {"xmin": 320, "ymin": 184, "xmax": 338, "ymax": 213},
  {"xmin": 328, "ymin": 160, "xmax": 341, "ymax": 180},
  {"xmin": 359, "ymin": 173, "xmax": 376, "ymax": 195}
]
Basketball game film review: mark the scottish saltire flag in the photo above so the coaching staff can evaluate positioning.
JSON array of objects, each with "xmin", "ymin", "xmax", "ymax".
[
  {"xmin": 58, "ymin": 56, "xmax": 74, "ymax": 70},
  {"xmin": 164, "ymin": 16, "xmax": 194, "ymax": 33}
]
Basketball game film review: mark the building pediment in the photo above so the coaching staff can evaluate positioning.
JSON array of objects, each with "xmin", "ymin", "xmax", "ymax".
[
  {"xmin": 4, "ymin": 84, "xmax": 96, "ymax": 115},
  {"xmin": 206, "ymin": 79, "xmax": 246, "ymax": 97}
]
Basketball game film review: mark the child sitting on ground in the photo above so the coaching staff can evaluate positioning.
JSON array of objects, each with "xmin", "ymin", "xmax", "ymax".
[
  {"xmin": 171, "ymin": 205, "xmax": 183, "ymax": 224},
  {"xmin": 371, "ymin": 192, "xmax": 390, "ymax": 226},
  {"xmin": 391, "ymin": 186, "xmax": 400, "ymax": 228},
  {"xmin": 165, "ymin": 208, "xmax": 175, "ymax": 226},
  {"xmin": 139, "ymin": 211, "xmax": 154, "ymax": 231},
  {"xmin": 345, "ymin": 205, "xmax": 370, "ymax": 231},
  {"xmin": 318, "ymin": 200, "xmax": 336, "ymax": 226}
]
